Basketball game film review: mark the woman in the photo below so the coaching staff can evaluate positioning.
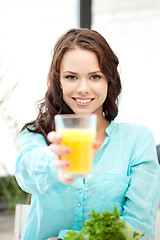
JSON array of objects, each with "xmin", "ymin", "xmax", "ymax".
[{"xmin": 15, "ymin": 28, "xmax": 160, "ymax": 240}]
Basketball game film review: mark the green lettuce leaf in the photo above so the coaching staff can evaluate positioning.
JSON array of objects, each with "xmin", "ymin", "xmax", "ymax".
[{"xmin": 64, "ymin": 206, "xmax": 145, "ymax": 240}]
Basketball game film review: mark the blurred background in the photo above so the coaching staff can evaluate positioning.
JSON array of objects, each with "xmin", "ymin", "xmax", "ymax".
[
  {"xmin": 0, "ymin": 0, "xmax": 160, "ymax": 177},
  {"xmin": 0, "ymin": 0, "xmax": 160, "ymax": 237}
]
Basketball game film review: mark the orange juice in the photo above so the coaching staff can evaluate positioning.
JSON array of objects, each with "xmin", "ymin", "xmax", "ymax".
[{"xmin": 58, "ymin": 129, "xmax": 95, "ymax": 176}]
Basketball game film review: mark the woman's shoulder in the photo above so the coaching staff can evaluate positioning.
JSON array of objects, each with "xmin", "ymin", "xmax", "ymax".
[
  {"xmin": 114, "ymin": 121, "xmax": 154, "ymax": 138},
  {"xmin": 21, "ymin": 128, "xmax": 44, "ymax": 138},
  {"xmin": 116, "ymin": 121, "xmax": 150, "ymax": 130},
  {"xmin": 21, "ymin": 128, "xmax": 48, "ymax": 146}
]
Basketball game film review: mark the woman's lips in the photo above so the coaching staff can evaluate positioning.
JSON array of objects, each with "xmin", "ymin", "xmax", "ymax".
[{"xmin": 72, "ymin": 97, "xmax": 94, "ymax": 106}]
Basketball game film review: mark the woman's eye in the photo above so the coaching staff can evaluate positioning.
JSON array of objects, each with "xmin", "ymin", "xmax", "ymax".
[
  {"xmin": 90, "ymin": 75, "xmax": 101, "ymax": 80},
  {"xmin": 65, "ymin": 75, "xmax": 77, "ymax": 80}
]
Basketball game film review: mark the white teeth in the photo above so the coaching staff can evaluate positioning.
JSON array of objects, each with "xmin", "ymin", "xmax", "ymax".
[{"xmin": 75, "ymin": 99, "xmax": 92, "ymax": 103}]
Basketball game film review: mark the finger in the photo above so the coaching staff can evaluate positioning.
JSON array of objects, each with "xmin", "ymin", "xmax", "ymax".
[
  {"xmin": 47, "ymin": 131, "xmax": 62, "ymax": 144},
  {"xmin": 50, "ymin": 144, "xmax": 71, "ymax": 156},
  {"xmin": 53, "ymin": 157, "xmax": 71, "ymax": 169},
  {"xmin": 59, "ymin": 170, "xmax": 75, "ymax": 184}
]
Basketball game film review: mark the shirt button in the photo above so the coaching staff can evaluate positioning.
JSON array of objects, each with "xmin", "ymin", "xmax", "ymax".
[
  {"xmin": 77, "ymin": 202, "xmax": 81, "ymax": 207},
  {"xmin": 79, "ymin": 189, "xmax": 82, "ymax": 194}
]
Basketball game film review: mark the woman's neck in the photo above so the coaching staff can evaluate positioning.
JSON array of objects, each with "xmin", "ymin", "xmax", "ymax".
[
  {"xmin": 96, "ymin": 115, "xmax": 110, "ymax": 142},
  {"xmin": 97, "ymin": 115, "xmax": 110, "ymax": 132}
]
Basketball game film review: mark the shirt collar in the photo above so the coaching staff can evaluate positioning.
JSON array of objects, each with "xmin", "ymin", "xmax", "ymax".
[{"xmin": 105, "ymin": 120, "xmax": 115, "ymax": 137}]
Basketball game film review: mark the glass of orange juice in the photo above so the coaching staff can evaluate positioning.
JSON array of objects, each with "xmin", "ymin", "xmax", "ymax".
[{"xmin": 55, "ymin": 114, "xmax": 97, "ymax": 178}]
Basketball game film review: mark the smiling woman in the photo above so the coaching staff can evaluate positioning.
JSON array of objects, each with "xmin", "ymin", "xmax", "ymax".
[
  {"xmin": 15, "ymin": 28, "xmax": 160, "ymax": 240},
  {"xmin": 21, "ymin": 28, "xmax": 122, "ymax": 138}
]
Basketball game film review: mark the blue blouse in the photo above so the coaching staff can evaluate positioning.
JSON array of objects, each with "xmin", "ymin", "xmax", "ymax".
[{"xmin": 15, "ymin": 121, "xmax": 160, "ymax": 240}]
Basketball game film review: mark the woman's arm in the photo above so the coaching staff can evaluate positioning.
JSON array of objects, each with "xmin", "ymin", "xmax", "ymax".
[
  {"xmin": 121, "ymin": 126, "xmax": 160, "ymax": 240},
  {"xmin": 15, "ymin": 129, "xmax": 70, "ymax": 195}
]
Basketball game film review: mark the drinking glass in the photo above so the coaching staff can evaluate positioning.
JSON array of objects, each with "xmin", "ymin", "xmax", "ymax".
[{"xmin": 55, "ymin": 114, "xmax": 97, "ymax": 178}]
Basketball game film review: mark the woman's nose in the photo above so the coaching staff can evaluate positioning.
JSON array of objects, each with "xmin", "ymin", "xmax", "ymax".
[{"xmin": 76, "ymin": 79, "xmax": 90, "ymax": 95}]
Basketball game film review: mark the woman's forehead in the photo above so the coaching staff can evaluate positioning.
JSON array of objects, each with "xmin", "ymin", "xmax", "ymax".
[{"xmin": 60, "ymin": 48, "xmax": 101, "ymax": 73}]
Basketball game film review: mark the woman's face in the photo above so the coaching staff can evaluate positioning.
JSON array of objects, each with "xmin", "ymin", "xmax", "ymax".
[{"xmin": 60, "ymin": 47, "xmax": 108, "ymax": 117}]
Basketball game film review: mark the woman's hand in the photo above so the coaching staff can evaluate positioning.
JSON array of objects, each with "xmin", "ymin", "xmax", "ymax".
[
  {"xmin": 47, "ymin": 131, "xmax": 101, "ymax": 184},
  {"xmin": 47, "ymin": 131, "xmax": 74, "ymax": 184},
  {"xmin": 46, "ymin": 237, "xmax": 58, "ymax": 240}
]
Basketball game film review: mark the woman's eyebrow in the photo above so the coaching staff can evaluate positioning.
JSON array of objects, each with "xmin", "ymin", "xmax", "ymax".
[
  {"xmin": 63, "ymin": 71, "xmax": 78, "ymax": 74},
  {"xmin": 62, "ymin": 70, "xmax": 102, "ymax": 75},
  {"xmin": 89, "ymin": 71, "xmax": 102, "ymax": 74}
]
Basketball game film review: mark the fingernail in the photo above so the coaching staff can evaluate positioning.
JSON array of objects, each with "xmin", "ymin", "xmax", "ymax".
[
  {"xmin": 64, "ymin": 148, "xmax": 71, "ymax": 154},
  {"xmin": 64, "ymin": 162, "xmax": 70, "ymax": 168},
  {"xmin": 67, "ymin": 178, "xmax": 74, "ymax": 181},
  {"xmin": 56, "ymin": 136, "xmax": 62, "ymax": 142}
]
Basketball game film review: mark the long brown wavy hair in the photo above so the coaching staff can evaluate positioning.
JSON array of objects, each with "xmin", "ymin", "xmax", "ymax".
[{"xmin": 22, "ymin": 28, "xmax": 122, "ymax": 140}]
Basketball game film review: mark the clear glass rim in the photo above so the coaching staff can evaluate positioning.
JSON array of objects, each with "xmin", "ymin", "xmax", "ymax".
[{"xmin": 55, "ymin": 114, "xmax": 97, "ymax": 120}]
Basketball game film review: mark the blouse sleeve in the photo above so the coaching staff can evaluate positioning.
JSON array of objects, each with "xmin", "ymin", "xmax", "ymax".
[
  {"xmin": 121, "ymin": 126, "xmax": 160, "ymax": 240},
  {"xmin": 15, "ymin": 129, "xmax": 69, "ymax": 195}
]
